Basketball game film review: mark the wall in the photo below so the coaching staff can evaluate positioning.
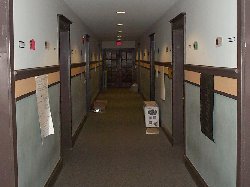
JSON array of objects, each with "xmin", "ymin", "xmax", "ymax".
[
  {"xmin": 138, "ymin": 0, "xmax": 237, "ymax": 186},
  {"xmin": 13, "ymin": 0, "xmax": 100, "ymax": 186},
  {"xmin": 140, "ymin": 0, "xmax": 237, "ymax": 68},
  {"xmin": 71, "ymin": 74, "xmax": 86, "ymax": 135},
  {"xmin": 102, "ymin": 41, "xmax": 136, "ymax": 49},
  {"xmin": 139, "ymin": 66, "xmax": 150, "ymax": 100}
]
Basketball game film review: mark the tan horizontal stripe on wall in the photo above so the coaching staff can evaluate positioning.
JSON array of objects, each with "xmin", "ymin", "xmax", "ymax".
[
  {"xmin": 185, "ymin": 70, "xmax": 237, "ymax": 97},
  {"xmin": 71, "ymin": 67, "xmax": 85, "ymax": 77},
  {"xmin": 214, "ymin": 76, "xmax": 237, "ymax": 96},
  {"xmin": 185, "ymin": 70, "xmax": 200, "ymax": 85},
  {"xmin": 90, "ymin": 63, "xmax": 97, "ymax": 69},
  {"xmin": 15, "ymin": 72, "xmax": 60, "ymax": 99},
  {"xmin": 140, "ymin": 62, "xmax": 150, "ymax": 69}
]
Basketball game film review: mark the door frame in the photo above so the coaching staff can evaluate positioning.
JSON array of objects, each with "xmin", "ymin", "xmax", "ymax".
[
  {"xmin": 83, "ymin": 34, "xmax": 90, "ymax": 111},
  {"xmin": 0, "ymin": 0, "xmax": 17, "ymax": 186},
  {"xmin": 149, "ymin": 33, "xmax": 156, "ymax": 101},
  {"xmin": 237, "ymin": 0, "xmax": 250, "ymax": 186},
  {"xmin": 58, "ymin": 14, "xmax": 73, "ymax": 153},
  {"xmin": 170, "ymin": 13, "xmax": 186, "ymax": 147},
  {"xmin": 137, "ymin": 43, "xmax": 141, "ymax": 93}
]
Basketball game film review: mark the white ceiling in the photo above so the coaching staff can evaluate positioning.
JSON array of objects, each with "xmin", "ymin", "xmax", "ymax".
[{"xmin": 64, "ymin": 0, "xmax": 178, "ymax": 41}]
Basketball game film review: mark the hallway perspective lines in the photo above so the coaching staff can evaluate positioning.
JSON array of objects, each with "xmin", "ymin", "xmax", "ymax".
[{"xmin": 54, "ymin": 89, "xmax": 196, "ymax": 187}]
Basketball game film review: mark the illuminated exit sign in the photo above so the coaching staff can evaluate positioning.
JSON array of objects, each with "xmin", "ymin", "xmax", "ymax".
[{"xmin": 116, "ymin": 41, "xmax": 122, "ymax": 46}]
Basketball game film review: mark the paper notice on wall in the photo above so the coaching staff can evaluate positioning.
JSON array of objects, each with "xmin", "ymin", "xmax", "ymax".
[
  {"xmin": 155, "ymin": 65, "xmax": 159, "ymax": 78},
  {"xmin": 160, "ymin": 66, "xmax": 166, "ymax": 100},
  {"xmin": 35, "ymin": 75, "xmax": 54, "ymax": 138}
]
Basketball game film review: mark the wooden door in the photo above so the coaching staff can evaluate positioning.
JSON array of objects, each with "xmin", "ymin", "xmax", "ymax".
[
  {"xmin": 171, "ymin": 13, "xmax": 185, "ymax": 146},
  {"xmin": 105, "ymin": 49, "xmax": 135, "ymax": 88},
  {"xmin": 0, "ymin": 0, "xmax": 17, "ymax": 186},
  {"xmin": 58, "ymin": 15, "xmax": 72, "ymax": 152}
]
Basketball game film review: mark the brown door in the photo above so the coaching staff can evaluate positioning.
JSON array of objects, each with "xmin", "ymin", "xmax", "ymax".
[
  {"xmin": 105, "ymin": 49, "xmax": 135, "ymax": 88},
  {"xmin": 0, "ymin": 0, "xmax": 17, "ymax": 186},
  {"xmin": 238, "ymin": 0, "xmax": 250, "ymax": 186},
  {"xmin": 171, "ymin": 14, "xmax": 185, "ymax": 146},
  {"xmin": 121, "ymin": 50, "xmax": 134, "ymax": 87},
  {"xmin": 58, "ymin": 15, "xmax": 72, "ymax": 153},
  {"xmin": 149, "ymin": 33, "xmax": 155, "ymax": 101}
]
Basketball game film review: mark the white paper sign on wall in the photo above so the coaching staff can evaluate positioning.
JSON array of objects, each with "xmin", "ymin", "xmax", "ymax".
[
  {"xmin": 160, "ymin": 66, "xmax": 166, "ymax": 101},
  {"xmin": 35, "ymin": 75, "xmax": 55, "ymax": 139}
]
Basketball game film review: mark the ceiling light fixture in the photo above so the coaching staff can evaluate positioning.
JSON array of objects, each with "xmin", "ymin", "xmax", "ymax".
[
  {"xmin": 117, "ymin": 23, "xmax": 123, "ymax": 26},
  {"xmin": 118, "ymin": 31, "xmax": 123, "ymax": 33},
  {"xmin": 116, "ymin": 11, "xmax": 126, "ymax": 14},
  {"xmin": 117, "ymin": 35, "xmax": 122, "ymax": 38}
]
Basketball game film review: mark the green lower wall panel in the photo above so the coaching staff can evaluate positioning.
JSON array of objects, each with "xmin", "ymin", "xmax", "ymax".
[
  {"xmin": 71, "ymin": 75, "xmax": 86, "ymax": 135},
  {"xmin": 16, "ymin": 84, "xmax": 61, "ymax": 187},
  {"xmin": 185, "ymin": 83, "xmax": 237, "ymax": 187}
]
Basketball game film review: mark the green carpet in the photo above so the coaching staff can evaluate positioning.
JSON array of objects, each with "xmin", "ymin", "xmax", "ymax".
[{"xmin": 54, "ymin": 88, "xmax": 196, "ymax": 187}]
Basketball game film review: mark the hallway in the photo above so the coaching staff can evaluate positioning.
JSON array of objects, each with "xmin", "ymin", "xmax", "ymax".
[
  {"xmin": 54, "ymin": 89, "xmax": 195, "ymax": 187},
  {"xmin": 2, "ymin": 0, "xmax": 248, "ymax": 186}
]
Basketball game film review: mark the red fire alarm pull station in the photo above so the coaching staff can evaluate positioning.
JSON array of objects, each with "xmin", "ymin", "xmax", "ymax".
[{"xmin": 30, "ymin": 39, "xmax": 36, "ymax": 50}]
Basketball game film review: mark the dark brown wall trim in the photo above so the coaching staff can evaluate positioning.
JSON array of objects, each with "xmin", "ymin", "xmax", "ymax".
[
  {"xmin": 185, "ymin": 64, "xmax": 238, "ymax": 79},
  {"xmin": 72, "ymin": 115, "xmax": 87, "ymax": 146},
  {"xmin": 44, "ymin": 158, "xmax": 63, "ymax": 187},
  {"xmin": 71, "ymin": 62, "xmax": 86, "ymax": 68},
  {"xmin": 170, "ymin": 12, "xmax": 186, "ymax": 23},
  {"xmin": 90, "ymin": 66, "xmax": 100, "ymax": 71},
  {"xmin": 161, "ymin": 127, "xmax": 174, "ymax": 145},
  {"xmin": 71, "ymin": 73, "xmax": 84, "ymax": 79},
  {"xmin": 155, "ymin": 61, "xmax": 172, "ymax": 67},
  {"xmin": 15, "ymin": 65, "xmax": 60, "ymax": 81},
  {"xmin": 184, "ymin": 155, "xmax": 208, "ymax": 187},
  {"xmin": 90, "ymin": 61, "xmax": 100, "ymax": 64},
  {"xmin": 140, "ymin": 60, "xmax": 150, "ymax": 64},
  {"xmin": 140, "ymin": 66, "xmax": 150, "ymax": 70},
  {"xmin": 58, "ymin": 14, "xmax": 72, "ymax": 24},
  {"xmin": 185, "ymin": 80, "xmax": 200, "ymax": 87},
  {"xmin": 214, "ymin": 90, "xmax": 238, "ymax": 100},
  {"xmin": 185, "ymin": 80, "xmax": 237, "ymax": 100},
  {"xmin": 16, "ymin": 82, "xmax": 60, "ymax": 102}
]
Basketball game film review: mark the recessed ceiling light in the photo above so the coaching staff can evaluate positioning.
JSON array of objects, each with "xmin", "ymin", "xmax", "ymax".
[
  {"xmin": 117, "ymin": 38, "xmax": 122, "ymax": 41},
  {"xmin": 117, "ymin": 35, "xmax": 122, "ymax": 38},
  {"xmin": 118, "ymin": 31, "xmax": 123, "ymax": 33},
  {"xmin": 117, "ymin": 11, "xmax": 126, "ymax": 14},
  {"xmin": 117, "ymin": 23, "xmax": 123, "ymax": 26}
]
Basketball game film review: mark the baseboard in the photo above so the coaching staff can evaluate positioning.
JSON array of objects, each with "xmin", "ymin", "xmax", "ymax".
[
  {"xmin": 184, "ymin": 155, "xmax": 208, "ymax": 187},
  {"xmin": 72, "ymin": 115, "xmax": 87, "ymax": 146},
  {"xmin": 45, "ymin": 158, "xmax": 63, "ymax": 187},
  {"xmin": 161, "ymin": 126, "xmax": 174, "ymax": 145}
]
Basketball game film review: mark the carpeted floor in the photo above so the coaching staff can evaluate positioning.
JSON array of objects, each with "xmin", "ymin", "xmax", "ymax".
[{"xmin": 54, "ymin": 88, "xmax": 196, "ymax": 187}]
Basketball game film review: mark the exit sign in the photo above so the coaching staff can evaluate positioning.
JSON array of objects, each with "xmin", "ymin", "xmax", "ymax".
[{"xmin": 116, "ymin": 41, "xmax": 122, "ymax": 46}]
